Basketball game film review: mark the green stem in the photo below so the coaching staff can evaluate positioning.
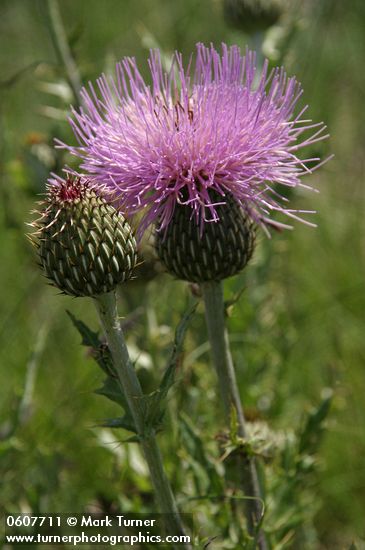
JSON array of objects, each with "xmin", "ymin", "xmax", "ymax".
[
  {"xmin": 94, "ymin": 292, "xmax": 191, "ymax": 550},
  {"xmin": 46, "ymin": 0, "xmax": 83, "ymax": 104},
  {"xmin": 201, "ymin": 281, "xmax": 268, "ymax": 550}
]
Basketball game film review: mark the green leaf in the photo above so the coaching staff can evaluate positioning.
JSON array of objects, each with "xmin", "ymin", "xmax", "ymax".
[
  {"xmin": 67, "ymin": 311, "xmax": 115, "ymax": 376},
  {"xmin": 95, "ymin": 377, "xmax": 136, "ymax": 434},
  {"xmin": 224, "ymin": 285, "xmax": 246, "ymax": 317},
  {"xmin": 100, "ymin": 416, "xmax": 137, "ymax": 433},
  {"xmin": 299, "ymin": 389, "xmax": 333, "ymax": 455},
  {"xmin": 160, "ymin": 301, "xmax": 197, "ymax": 400},
  {"xmin": 179, "ymin": 412, "xmax": 223, "ymax": 494},
  {"xmin": 67, "ymin": 312, "xmax": 137, "ymax": 433},
  {"xmin": 67, "ymin": 311, "xmax": 100, "ymax": 347},
  {"xmin": 144, "ymin": 301, "xmax": 197, "ymax": 430},
  {"xmin": 95, "ymin": 376, "xmax": 127, "ymax": 408}
]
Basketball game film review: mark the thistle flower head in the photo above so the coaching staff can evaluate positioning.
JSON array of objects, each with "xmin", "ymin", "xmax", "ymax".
[
  {"xmin": 30, "ymin": 176, "xmax": 137, "ymax": 297},
  {"xmin": 59, "ymin": 43, "xmax": 329, "ymax": 238}
]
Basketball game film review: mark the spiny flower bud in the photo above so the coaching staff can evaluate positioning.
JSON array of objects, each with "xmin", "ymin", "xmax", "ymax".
[
  {"xmin": 223, "ymin": 0, "xmax": 285, "ymax": 34},
  {"xmin": 155, "ymin": 191, "xmax": 255, "ymax": 283},
  {"xmin": 30, "ymin": 177, "xmax": 137, "ymax": 297}
]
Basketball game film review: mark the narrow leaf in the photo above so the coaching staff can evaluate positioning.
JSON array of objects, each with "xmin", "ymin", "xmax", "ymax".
[
  {"xmin": 100, "ymin": 416, "xmax": 137, "ymax": 434},
  {"xmin": 159, "ymin": 301, "xmax": 197, "ymax": 399},
  {"xmin": 224, "ymin": 285, "xmax": 246, "ymax": 317},
  {"xmin": 144, "ymin": 301, "xmax": 197, "ymax": 429},
  {"xmin": 299, "ymin": 389, "xmax": 333, "ymax": 454},
  {"xmin": 179, "ymin": 412, "xmax": 223, "ymax": 494}
]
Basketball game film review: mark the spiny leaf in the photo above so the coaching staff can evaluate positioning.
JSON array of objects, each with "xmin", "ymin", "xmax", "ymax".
[
  {"xmin": 161, "ymin": 301, "xmax": 197, "ymax": 395},
  {"xmin": 67, "ymin": 310, "xmax": 100, "ymax": 347},
  {"xmin": 67, "ymin": 312, "xmax": 137, "ymax": 433},
  {"xmin": 95, "ymin": 377, "xmax": 136, "ymax": 434},
  {"xmin": 95, "ymin": 376, "xmax": 127, "ymax": 408},
  {"xmin": 100, "ymin": 416, "xmax": 137, "ymax": 434},
  {"xmin": 67, "ymin": 311, "xmax": 115, "ymax": 376},
  {"xmin": 144, "ymin": 301, "xmax": 197, "ymax": 429}
]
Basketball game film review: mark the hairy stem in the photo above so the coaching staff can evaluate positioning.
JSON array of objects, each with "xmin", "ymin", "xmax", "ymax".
[
  {"xmin": 201, "ymin": 280, "xmax": 268, "ymax": 550},
  {"xmin": 94, "ymin": 292, "xmax": 191, "ymax": 549}
]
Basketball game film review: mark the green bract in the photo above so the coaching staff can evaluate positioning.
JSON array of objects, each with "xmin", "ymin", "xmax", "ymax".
[
  {"xmin": 156, "ymin": 192, "xmax": 255, "ymax": 283},
  {"xmin": 31, "ymin": 178, "xmax": 137, "ymax": 297}
]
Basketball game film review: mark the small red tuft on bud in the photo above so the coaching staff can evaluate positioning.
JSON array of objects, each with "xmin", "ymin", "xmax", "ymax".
[
  {"xmin": 30, "ymin": 175, "xmax": 137, "ymax": 297},
  {"xmin": 52, "ymin": 176, "xmax": 85, "ymax": 203}
]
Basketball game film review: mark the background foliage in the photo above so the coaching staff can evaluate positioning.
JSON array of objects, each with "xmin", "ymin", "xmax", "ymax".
[{"xmin": 1, "ymin": 0, "xmax": 364, "ymax": 548}]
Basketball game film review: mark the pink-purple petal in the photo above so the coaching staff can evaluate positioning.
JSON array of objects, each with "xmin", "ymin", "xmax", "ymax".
[{"xmin": 56, "ymin": 43, "xmax": 329, "ymax": 235}]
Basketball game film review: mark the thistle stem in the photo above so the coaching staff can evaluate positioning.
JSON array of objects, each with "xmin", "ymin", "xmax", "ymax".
[
  {"xmin": 201, "ymin": 281, "xmax": 267, "ymax": 550},
  {"xmin": 94, "ymin": 291, "xmax": 191, "ymax": 550},
  {"xmin": 46, "ymin": 0, "xmax": 83, "ymax": 104}
]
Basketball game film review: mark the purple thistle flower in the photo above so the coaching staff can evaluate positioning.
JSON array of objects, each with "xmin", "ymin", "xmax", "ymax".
[{"xmin": 57, "ymin": 43, "xmax": 329, "ymax": 236}]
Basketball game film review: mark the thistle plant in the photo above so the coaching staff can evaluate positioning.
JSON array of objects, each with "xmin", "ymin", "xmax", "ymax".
[
  {"xmin": 57, "ymin": 43, "xmax": 329, "ymax": 546},
  {"xmin": 29, "ymin": 176, "xmax": 190, "ymax": 548}
]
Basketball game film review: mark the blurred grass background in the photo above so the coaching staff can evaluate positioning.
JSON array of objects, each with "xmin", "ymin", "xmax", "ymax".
[{"xmin": 0, "ymin": 0, "xmax": 364, "ymax": 548}]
